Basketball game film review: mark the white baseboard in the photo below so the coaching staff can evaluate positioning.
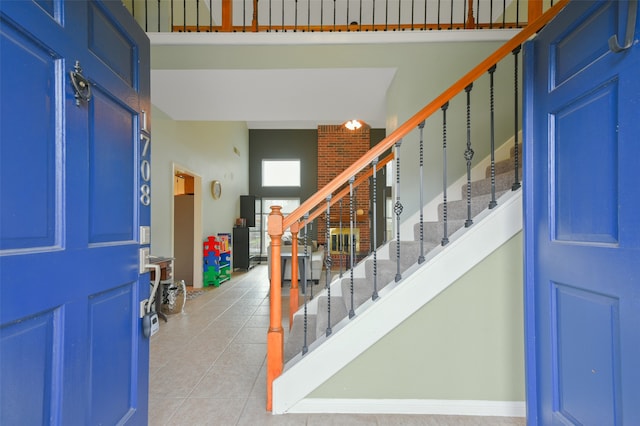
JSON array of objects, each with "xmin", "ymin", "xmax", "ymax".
[{"xmin": 287, "ymin": 398, "xmax": 526, "ymax": 417}]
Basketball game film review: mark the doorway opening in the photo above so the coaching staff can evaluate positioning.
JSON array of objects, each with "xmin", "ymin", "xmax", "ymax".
[{"xmin": 172, "ymin": 165, "xmax": 203, "ymax": 288}]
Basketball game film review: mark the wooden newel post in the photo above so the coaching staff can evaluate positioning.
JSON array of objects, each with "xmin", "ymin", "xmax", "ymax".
[
  {"xmin": 266, "ymin": 205, "xmax": 284, "ymax": 412},
  {"xmin": 222, "ymin": 0, "xmax": 232, "ymax": 32},
  {"xmin": 466, "ymin": 0, "xmax": 475, "ymax": 28},
  {"xmin": 289, "ymin": 222, "xmax": 300, "ymax": 330}
]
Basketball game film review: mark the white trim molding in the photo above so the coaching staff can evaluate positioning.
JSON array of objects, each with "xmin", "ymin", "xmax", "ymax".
[{"xmin": 287, "ymin": 398, "xmax": 526, "ymax": 417}]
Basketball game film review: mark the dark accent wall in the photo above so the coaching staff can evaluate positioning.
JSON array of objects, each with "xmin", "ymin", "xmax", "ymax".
[{"xmin": 249, "ymin": 129, "xmax": 319, "ymax": 240}]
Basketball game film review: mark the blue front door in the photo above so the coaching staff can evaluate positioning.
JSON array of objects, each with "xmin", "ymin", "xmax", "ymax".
[
  {"xmin": 524, "ymin": 1, "xmax": 639, "ymax": 424},
  {"xmin": 0, "ymin": 1, "xmax": 151, "ymax": 424}
]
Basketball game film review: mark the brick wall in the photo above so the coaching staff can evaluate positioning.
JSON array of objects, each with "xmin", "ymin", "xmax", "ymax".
[{"xmin": 317, "ymin": 124, "xmax": 371, "ymax": 266}]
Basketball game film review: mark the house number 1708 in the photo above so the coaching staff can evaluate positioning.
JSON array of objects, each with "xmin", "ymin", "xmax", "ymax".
[{"xmin": 140, "ymin": 134, "xmax": 151, "ymax": 206}]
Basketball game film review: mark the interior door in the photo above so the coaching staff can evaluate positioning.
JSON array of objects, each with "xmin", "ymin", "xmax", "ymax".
[
  {"xmin": 0, "ymin": 1, "xmax": 151, "ymax": 424},
  {"xmin": 524, "ymin": 1, "xmax": 639, "ymax": 425}
]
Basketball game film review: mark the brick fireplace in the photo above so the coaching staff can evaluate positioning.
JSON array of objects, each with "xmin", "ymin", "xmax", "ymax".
[{"xmin": 317, "ymin": 124, "xmax": 371, "ymax": 266}]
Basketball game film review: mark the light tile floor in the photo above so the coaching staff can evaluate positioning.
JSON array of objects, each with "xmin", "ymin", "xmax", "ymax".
[{"xmin": 149, "ymin": 265, "xmax": 525, "ymax": 425}]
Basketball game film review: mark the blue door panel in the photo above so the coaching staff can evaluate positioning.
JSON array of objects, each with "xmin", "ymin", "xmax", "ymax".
[
  {"xmin": 0, "ymin": 19, "xmax": 60, "ymax": 251},
  {"xmin": 0, "ymin": 310, "xmax": 60, "ymax": 425},
  {"xmin": 553, "ymin": 78, "xmax": 618, "ymax": 244},
  {"xmin": 552, "ymin": 283, "xmax": 620, "ymax": 425},
  {"xmin": 525, "ymin": 1, "xmax": 640, "ymax": 425},
  {"xmin": 89, "ymin": 87, "xmax": 136, "ymax": 244},
  {"xmin": 88, "ymin": 2, "xmax": 135, "ymax": 87},
  {"xmin": 553, "ymin": 1, "xmax": 616, "ymax": 88},
  {"xmin": 89, "ymin": 283, "xmax": 135, "ymax": 424}
]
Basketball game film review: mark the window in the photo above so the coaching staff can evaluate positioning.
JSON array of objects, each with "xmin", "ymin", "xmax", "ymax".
[
  {"xmin": 262, "ymin": 198, "xmax": 300, "ymax": 252},
  {"xmin": 262, "ymin": 160, "xmax": 300, "ymax": 187}
]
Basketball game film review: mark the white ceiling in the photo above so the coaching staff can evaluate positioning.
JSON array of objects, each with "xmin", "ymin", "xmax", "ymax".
[
  {"xmin": 151, "ymin": 67, "xmax": 397, "ymax": 129},
  {"xmin": 148, "ymin": 29, "xmax": 518, "ymax": 129}
]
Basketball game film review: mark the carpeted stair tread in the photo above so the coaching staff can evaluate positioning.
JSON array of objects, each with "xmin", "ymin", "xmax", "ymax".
[
  {"xmin": 340, "ymin": 277, "xmax": 386, "ymax": 310},
  {"xmin": 365, "ymin": 258, "xmax": 402, "ymax": 285},
  {"xmin": 438, "ymin": 191, "xmax": 508, "ymax": 221},
  {"xmin": 315, "ymin": 296, "xmax": 349, "ymax": 339},
  {"xmin": 462, "ymin": 169, "xmax": 520, "ymax": 198},
  {"xmin": 285, "ymin": 314, "xmax": 316, "ymax": 363},
  {"xmin": 414, "ymin": 219, "xmax": 466, "ymax": 242}
]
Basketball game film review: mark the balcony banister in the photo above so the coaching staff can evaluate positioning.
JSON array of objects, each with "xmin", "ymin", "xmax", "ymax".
[{"xmin": 282, "ymin": 0, "xmax": 568, "ymax": 233}]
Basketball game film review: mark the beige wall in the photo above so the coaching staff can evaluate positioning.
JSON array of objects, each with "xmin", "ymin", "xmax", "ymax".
[
  {"xmin": 310, "ymin": 232, "xmax": 525, "ymax": 401},
  {"xmin": 150, "ymin": 106, "xmax": 249, "ymax": 257}
]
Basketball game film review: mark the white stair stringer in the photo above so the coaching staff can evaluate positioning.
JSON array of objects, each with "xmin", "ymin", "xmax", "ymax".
[{"xmin": 272, "ymin": 189, "xmax": 522, "ymax": 415}]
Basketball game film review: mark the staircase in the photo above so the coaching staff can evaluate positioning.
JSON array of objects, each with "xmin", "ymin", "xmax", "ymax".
[
  {"xmin": 265, "ymin": 2, "xmax": 569, "ymax": 413},
  {"xmin": 273, "ymin": 142, "xmax": 524, "ymax": 414}
]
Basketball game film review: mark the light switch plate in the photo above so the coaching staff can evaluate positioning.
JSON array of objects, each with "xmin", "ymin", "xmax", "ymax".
[{"xmin": 140, "ymin": 226, "xmax": 151, "ymax": 245}]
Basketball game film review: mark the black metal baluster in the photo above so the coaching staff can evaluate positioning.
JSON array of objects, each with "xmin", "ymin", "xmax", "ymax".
[
  {"xmin": 371, "ymin": 158, "xmax": 379, "ymax": 300},
  {"xmin": 268, "ymin": 0, "xmax": 272, "ymax": 31},
  {"xmin": 476, "ymin": 0, "xmax": 480, "ymax": 28},
  {"xmin": 346, "ymin": 0, "xmax": 349, "ymax": 29},
  {"xmin": 397, "ymin": 0, "xmax": 401, "ymax": 30},
  {"xmin": 502, "ymin": 0, "xmax": 506, "ymax": 27},
  {"xmin": 333, "ymin": 0, "xmax": 336, "ymax": 31},
  {"xmin": 359, "ymin": 0, "xmax": 362, "ymax": 30},
  {"xmin": 411, "ymin": 0, "xmax": 415, "ymax": 30},
  {"xmin": 489, "ymin": 0, "xmax": 493, "ymax": 29},
  {"xmin": 321, "ymin": 0, "xmax": 324, "ymax": 31},
  {"xmin": 308, "ymin": 0, "xmax": 311, "ymax": 31},
  {"xmin": 372, "ymin": 0, "xmax": 376, "ymax": 30},
  {"xmin": 489, "ymin": 64, "xmax": 498, "ymax": 209},
  {"xmin": 183, "ymin": 0, "xmax": 186, "ymax": 31},
  {"xmin": 449, "ymin": 0, "xmax": 453, "ymax": 29},
  {"xmin": 512, "ymin": 45, "xmax": 521, "ymax": 190},
  {"xmin": 464, "ymin": 83, "xmax": 474, "ymax": 228},
  {"xmin": 295, "ymin": 0, "xmax": 298, "ymax": 31},
  {"xmin": 516, "ymin": 0, "xmax": 520, "ymax": 27},
  {"xmin": 144, "ymin": 0, "xmax": 148, "ymax": 31},
  {"xmin": 394, "ymin": 140, "xmax": 403, "ymax": 282},
  {"xmin": 196, "ymin": 0, "xmax": 199, "ymax": 31},
  {"xmin": 348, "ymin": 176, "xmax": 355, "ymax": 318},
  {"xmin": 463, "ymin": 0, "xmax": 466, "ymax": 28},
  {"xmin": 243, "ymin": 0, "xmax": 246, "ymax": 31},
  {"xmin": 339, "ymin": 198, "xmax": 344, "ymax": 278},
  {"xmin": 171, "ymin": 0, "xmax": 174, "ymax": 32},
  {"xmin": 418, "ymin": 120, "xmax": 426, "ymax": 264},
  {"xmin": 385, "ymin": 0, "xmax": 389, "ymax": 31},
  {"xmin": 437, "ymin": 0, "xmax": 441, "ymax": 30},
  {"xmin": 210, "ymin": 0, "xmax": 213, "ymax": 31},
  {"xmin": 282, "ymin": 0, "xmax": 285, "ymax": 31},
  {"xmin": 302, "ymin": 214, "xmax": 309, "ymax": 355},
  {"xmin": 325, "ymin": 195, "xmax": 333, "ymax": 336},
  {"xmin": 158, "ymin": 0, "xmax": 161, "ymax": 32},
  {"xmin": 424, "ymin": 0, "xmax": 427, "ymax": 30},
  {"xmin": 441, "ymin": 102, "xmax": 450, "ymax": 246},
  {"xmin": 132, "ymin": 0, "xmax": 135, "ymax": 25}
]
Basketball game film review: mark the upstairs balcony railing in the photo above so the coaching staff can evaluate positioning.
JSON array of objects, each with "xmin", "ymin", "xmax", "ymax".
[{"xmin": 124, "ymin": 0, "xmax": 552, "ymax": 33}]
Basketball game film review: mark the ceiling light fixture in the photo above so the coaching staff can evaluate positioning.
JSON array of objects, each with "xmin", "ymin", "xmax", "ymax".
[{"xmin": 345, "ymin": 119, "xmax": 362, "ymax": 130}]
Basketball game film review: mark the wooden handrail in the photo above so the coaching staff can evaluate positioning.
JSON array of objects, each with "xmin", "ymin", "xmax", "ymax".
[
  {"xmin": 281, "ymin": 0, "xmax": 568, "ymax": 232},
  {"xmin": 267, "ymin": 0, "xmax": 568, "ymax": 412}
]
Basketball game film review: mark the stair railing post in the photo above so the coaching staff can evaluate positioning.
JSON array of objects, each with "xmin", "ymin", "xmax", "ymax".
[
  {"xmin": 348, "ymin": 176, "xmax": 356, "ymax": 319},
  {"xmin": 289, "ymin": 222, "xmax": 300, "ymax": 330},
  {"xmin": 418, "ymin": 120, "xmax": 426, "ymax": 264},
  {"xmin": 371, "ymin": 158, "xmax": 379, "ymax": 301},
  {"xmin": 512, "ymin": 45, "xmax": 522, "ymax": 190},
  {"xmin": 488, "ymin": 64, "xmax": 498, "ymax": 209},
  {"xmin": 324, "ymin": 195, "xmax": 333, "ymax": 336},
  {"xmin": 441, "ymin": 102, "xmax": 450, "ymax": 246},
  {"xmin": 394, "ymin": 140, "xmax": 403, "ymax": 282},
  {"xmin": 464, "ymin": 83, "xmax": 475, "ymax": 228},
  {"xmin": 266, "ymin": 205, "xmax": 284, "ymax": 412}
]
